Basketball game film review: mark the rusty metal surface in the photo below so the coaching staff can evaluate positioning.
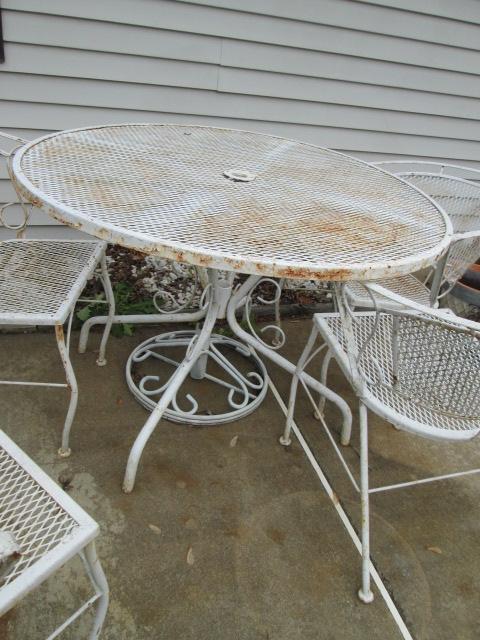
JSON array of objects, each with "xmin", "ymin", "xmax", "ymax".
[{"xmin": 11, "ymin": 124, "xmax": 452, "ymax": 281}]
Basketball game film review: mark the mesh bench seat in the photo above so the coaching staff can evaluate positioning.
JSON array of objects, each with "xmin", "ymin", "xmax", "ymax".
[{"xmin": 0, "ymin": 429, "xmax": 109, "ymax": 638}]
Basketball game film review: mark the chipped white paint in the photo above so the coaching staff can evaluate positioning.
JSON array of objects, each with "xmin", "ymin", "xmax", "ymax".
[{"xmin": 11, "ymin": 123, "xmax": 452, "ymax": 282}]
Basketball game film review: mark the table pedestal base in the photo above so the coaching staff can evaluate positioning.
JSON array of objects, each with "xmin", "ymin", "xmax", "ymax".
[
  {"xmin": 123, "ymin": 270, "xmax": 352, "ymax": 493},
  {"xmin": 126, "ymin": 330, "xmax": 268, "ymax": 426}
]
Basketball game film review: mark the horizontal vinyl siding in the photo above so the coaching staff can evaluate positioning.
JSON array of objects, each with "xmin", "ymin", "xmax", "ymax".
[
  {"xmin": 359, "ymin": 1, "xmax": 480, "ymax": 25},
  {"xmin": 6, "ymin": 0, "xmax": 480, "ymax": 74},
  {"xmin": 5, "ymin": 12, "xmax": 480, "ymax": 98},
  {"xmin": 4, "ymin": 43, "xmax": 480, "ymax": 119},
  {"xmin": 1, "ymin": 0, "xmax": 479, "ymax": 238},
  {"xmin": 182, "ymin": 0, "xmax": 480, "ymax": 49}
]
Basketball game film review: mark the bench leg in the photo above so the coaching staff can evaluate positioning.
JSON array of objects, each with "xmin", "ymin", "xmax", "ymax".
[{"xmin": 84, "ymin": 541, "xmax": 109, "ymax": 639}]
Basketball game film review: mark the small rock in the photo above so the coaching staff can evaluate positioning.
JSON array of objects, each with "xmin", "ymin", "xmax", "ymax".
[
  {"xmin": 426, "ymin": 546, "xmax": 443, "ymax": 555},
  {"xmin": 229, "ymin": 435, "xmax": 239, "ymax": 448},
  {"xmin": 58, "ymin": 472, "xmax": 73, "ymax": 491},
  {"xmin": 148, "ymin": 524, "xmax": 161, "ymax": 535},
  {"xmin": 186, "ymin": 547, "xmax": 195, "ymax": 565}
]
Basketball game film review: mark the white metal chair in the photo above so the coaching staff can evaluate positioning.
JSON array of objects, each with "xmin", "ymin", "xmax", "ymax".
[
  {"xmin": 0, "ymin": 428, "xmax": 109, "ymax": 638},
  {"xmin": 345, "ymin": 162, "xmax": 480, "ymax": 310},
  {"xmin": 282, "ymin": 283, "xmax": 480, "ymax": 603},
  {"xmin": 0, "ymin": 132, "xmax": 115, "ymax": 456},
  {"xmin": 274, "ymin": 162, "xmax": 480, "ymax": 324}
]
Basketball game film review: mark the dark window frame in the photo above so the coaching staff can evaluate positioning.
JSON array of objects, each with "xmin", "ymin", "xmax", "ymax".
[{"xmin": 0, "ymin": 5, "xmax": 4, "ymax": 63}]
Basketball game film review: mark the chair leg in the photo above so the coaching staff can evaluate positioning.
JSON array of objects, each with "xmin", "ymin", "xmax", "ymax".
[
  {"xmin": 280, "ymin": 325, "xmax": 318, "ymax": 446},
  {"xmin": 55, "ymin": 323, "xmax": 78, "ymax": 458},
  {"xmin": 314, "ymin": 348, "xmax": 333, "ymax": 419},
  {"xmin": 83, "ymin": 541, "xmax": 109, "ymax": 640},
  {"xmin": 96, "ymin": 252, "xmax": 115, "ymax": 367},
  {"xmin": 358, "ymin": 401, "xmax": 374, "ymax": 603}
]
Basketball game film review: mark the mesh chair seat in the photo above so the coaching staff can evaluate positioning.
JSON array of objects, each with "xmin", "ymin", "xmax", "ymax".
[
  {"xmin": 317, "ymin": 313, "xmax": 480, "ymax": 441},
  {"xmin": 0, "ymin": 239, "xmax": 105, "ymax": 325},
  {"xmin": 345, "ymin": 275, "xmax": 430, "ymax": 309}
]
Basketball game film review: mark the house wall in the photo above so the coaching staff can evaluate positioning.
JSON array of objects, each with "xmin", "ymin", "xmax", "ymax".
[{"xmin": 1, "ymin": 0, "xmax": 479, "ymax": 237}]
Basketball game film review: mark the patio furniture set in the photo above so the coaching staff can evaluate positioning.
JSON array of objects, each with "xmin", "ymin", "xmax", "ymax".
[{"xmin": 1, "ymin": 125, "xmax": 479, "ymax": 636}]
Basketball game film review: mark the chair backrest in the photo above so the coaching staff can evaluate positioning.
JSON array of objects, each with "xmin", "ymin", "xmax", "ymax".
[
  {"xmin": 374, "ymin": 161, "xmax": 480, "ymax": 292},
  {"xmin": 397, "ymin": 174, "xmax": 480, "ymax": 288},
  {"xmin": 341, "ymin": 283, "xmax": 480, "ymax": 420},
  {"xmin": 386, "ymin": 310, "xmax": 479, "ymax": 418},
  {"xmin": 374, "ymin": 160, "xmax": 480, "ymax": 182},
  {"xmin": 0, "ymin": 132, "xmax": 31, "ymax": 236}
]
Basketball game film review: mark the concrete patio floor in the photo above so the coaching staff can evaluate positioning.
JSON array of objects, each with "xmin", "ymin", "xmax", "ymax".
[{"xmin": 0, "ymin": 318, "xmax": 478, "ymax": 640}]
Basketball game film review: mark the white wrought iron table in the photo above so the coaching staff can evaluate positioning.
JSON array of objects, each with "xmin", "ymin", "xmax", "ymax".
[{"xmin": 10, "ymin": 124, "xmax": 452, "ymax": 492}]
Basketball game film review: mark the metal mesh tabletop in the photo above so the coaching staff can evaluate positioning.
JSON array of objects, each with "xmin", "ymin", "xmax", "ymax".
[{"xmin": 12, "ymin": 124, "xmax": 451, "ymax": 281}]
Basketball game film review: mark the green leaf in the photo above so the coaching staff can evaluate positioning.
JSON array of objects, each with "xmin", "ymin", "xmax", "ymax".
[
  {"xmin": 122, "ymin": 323, "xmax": 135, "ymax": 336},
  {"xmin": 111, "ymin": 324, "xmax": 124, "ymax": 338},
  {"xmin": 76, "ymin": 305, "xmax": 92, "ymax": 322}
]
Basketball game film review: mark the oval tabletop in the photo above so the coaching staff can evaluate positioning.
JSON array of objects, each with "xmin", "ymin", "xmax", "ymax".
[{"xmin": 11, "ymin": 124, "xmax": 451, "ymax": 281}]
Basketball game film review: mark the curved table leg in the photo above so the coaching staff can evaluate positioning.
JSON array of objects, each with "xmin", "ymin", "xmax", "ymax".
[
  {"xmin": 123, "ymin": 290, "xmax": 220, "ymax": 493},
  {"xmin": 315, "ymin": 348, "xmax": 333, "ymax": 419},
  {"xmin": 280, "ymin": 324, "xmax": 319, "ymax": 446},
  {"xmin": 226, "ymin": 275, "xmax": 352, "ymax": 439}
]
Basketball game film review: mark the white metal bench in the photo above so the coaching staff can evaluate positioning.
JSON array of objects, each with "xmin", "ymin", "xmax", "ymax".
[{"xmin": 0, "ymin": 429, "xmax": 109, "ymax": 638}]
